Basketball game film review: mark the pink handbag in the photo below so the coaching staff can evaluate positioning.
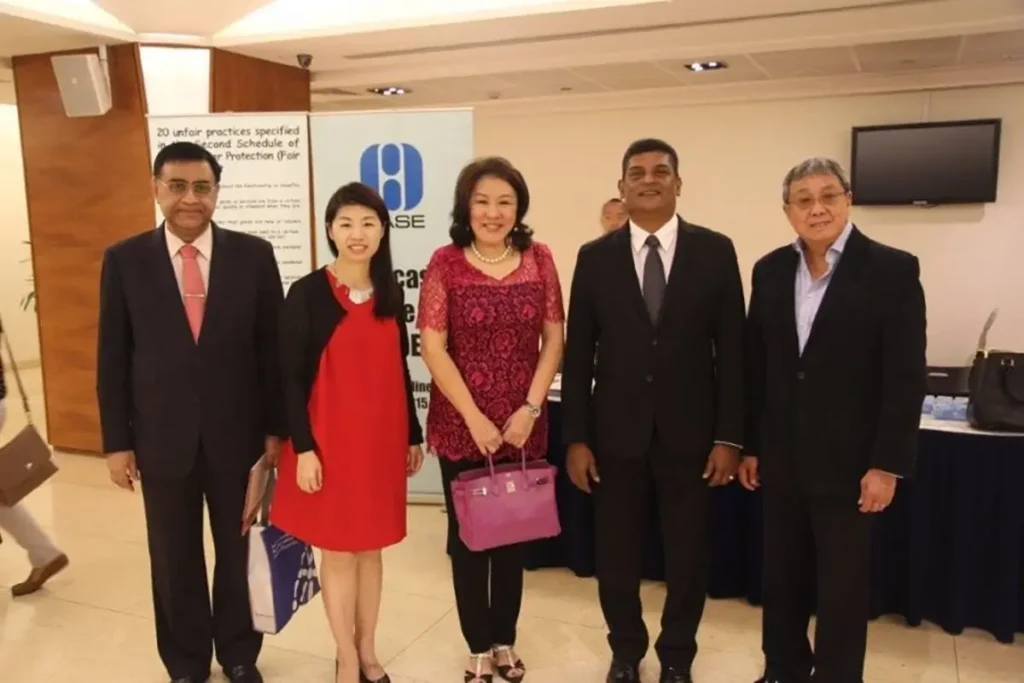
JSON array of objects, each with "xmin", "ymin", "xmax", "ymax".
[{"xmin": 450, "ymin": 451, "xmax": 561, "ymax": 552}]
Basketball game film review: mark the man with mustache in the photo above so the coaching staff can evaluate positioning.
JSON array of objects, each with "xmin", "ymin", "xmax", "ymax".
[
  {"xmin": 562, "ymin": 138, "xmax": 746, "ymax": 683},
  {"xmin": 741, "ymin": 158, "xmax": 926, "ymax": 683}
]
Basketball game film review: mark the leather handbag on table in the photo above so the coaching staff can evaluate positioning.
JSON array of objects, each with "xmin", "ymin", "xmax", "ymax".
[
  {"xmin": 450, "ymin": 450, "xmax": 560, "ymax": 552},
  {"xmin": 967, "ymin": 309, "xmax": 1024, "ymax": 432},
  {"xmin": 0, "ymin": 314, "xmax": 59, "ymax": 506}
]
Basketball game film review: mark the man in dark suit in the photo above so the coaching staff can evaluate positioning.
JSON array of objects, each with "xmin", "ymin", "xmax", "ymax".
[
  {"xmin": 562, "ymin": 138, "xmax": 746, "ymax": 683},
  {"xmin": 97, "ymin": 142, "xmax": 284, "ymax": 683},
  {"xmin": 740, "ymin": 157, "xmax": 927, "ymax": 683}
]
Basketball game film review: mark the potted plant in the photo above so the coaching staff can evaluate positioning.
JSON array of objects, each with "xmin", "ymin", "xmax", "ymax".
[{"xmin": 20, "ymin": 239, "xmax": 35, "ymax": 311}]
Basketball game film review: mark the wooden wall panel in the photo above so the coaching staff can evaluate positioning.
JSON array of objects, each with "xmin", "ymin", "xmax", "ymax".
[
  {"xmin": 210, "ymin": 48, "xmax": 316, "ymax": 263},
  {"xmin": 14, "ymin": 44, "xmax": 153, "ymax": 453},
  {"xmin": 210, "ymin": 49, "xmax": 311, "ymax": 112}
]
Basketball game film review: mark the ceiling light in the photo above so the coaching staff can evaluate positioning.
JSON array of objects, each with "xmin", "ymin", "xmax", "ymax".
[
  {"xmin": 368, "ymin": 86, "xmax": 410, "ymax": 96},
  {"xmin": 686, "ymin": 61, "xmax": 728, "ymax": 72}
]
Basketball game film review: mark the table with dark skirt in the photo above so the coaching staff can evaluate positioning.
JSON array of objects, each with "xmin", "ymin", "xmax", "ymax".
[{"xmin": 524, "ymin": 401, "xmax": 1024, "ymax": 644}]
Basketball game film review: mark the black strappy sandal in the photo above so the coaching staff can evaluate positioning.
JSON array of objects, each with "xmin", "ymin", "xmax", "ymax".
[
  {"xmin": 493, "ymin": 645, "xmax": 526, "ymax": 682},
  {"xmin": 465, "ymin": 653, "xmax": 493, "ymax": 683}
]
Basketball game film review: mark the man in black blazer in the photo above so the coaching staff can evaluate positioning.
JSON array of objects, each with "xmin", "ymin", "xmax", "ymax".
[
  {"xmin": 562, "ymin": 138, "xmax": 746, "ymax": 683},
  {"xmin": 97, "ymin": 142, "xmax": 284, "ymax": 683},
  {"xmin": 740, "ymin": 157, "xmax": 927, "ymax": 683}
]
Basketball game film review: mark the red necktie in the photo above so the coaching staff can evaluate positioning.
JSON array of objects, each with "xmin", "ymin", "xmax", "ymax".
[{"xmin": 179, "ymin": 244, "xmax": 205, "ymax": 341}]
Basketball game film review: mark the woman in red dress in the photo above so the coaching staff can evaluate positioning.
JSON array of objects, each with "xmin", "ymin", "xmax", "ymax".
[
  {"xmin": 274, "ymin": 183, "xmax": 424, "ymax": 683},
  {"xmin": 419, "ymin": 157, "xmax": 565, "ymax": 683}
]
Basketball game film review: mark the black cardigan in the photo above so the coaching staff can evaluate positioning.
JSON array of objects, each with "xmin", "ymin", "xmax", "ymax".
[{"xmin": 280, "ymin": 269, "xmax": 424, "ymax": 454}]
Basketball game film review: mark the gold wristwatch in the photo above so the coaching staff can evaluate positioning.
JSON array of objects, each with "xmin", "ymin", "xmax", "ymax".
[{"xmin": 523, "ymin": 402, "xmax": 541, "ymax": 418}]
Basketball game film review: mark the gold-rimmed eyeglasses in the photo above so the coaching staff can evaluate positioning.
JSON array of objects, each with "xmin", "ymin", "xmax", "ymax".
[
  {"xmin": 789, "ymin": 191, "xmax": 849, "ymax": 212},
  {"xmin": 158, "ymin": 179, "xmax": 217, "ymax": 197}
]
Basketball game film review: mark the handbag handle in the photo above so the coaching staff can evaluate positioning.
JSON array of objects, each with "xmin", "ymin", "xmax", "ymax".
[
  {"xmin": 483, "ymin": 448, "xmax": 530, "ymax": 494},
  {"xmin": 975, "ymin": 308, "xmax": 999, "ymax": 356},
  {"xmin": 1000, "ymin": 357, "xmax": 1024, "ymax": 404},
  {"xmin": 0, "ymin": 314, "xmax": 33, "ymax": 426}
]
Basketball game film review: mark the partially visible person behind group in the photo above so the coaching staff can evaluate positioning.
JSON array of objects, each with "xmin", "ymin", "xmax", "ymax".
[
  {"xmin": 599, "ymin": 197, "xmax": 627, "ymax": 233},
  {"xmin": 419, "ymin": 156, "xmax": 565, "ymax": 683},
  {"xmin": 273, "ymin": 182, "xmax": 425, "ymax": 683}
]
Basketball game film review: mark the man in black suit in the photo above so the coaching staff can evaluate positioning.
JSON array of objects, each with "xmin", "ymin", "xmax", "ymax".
[
  {"xmin": 740, "ymin": 157, "xmax": 927, "ymax": 683},
  {"xmin": 562, "ymin": 138, "xmax": 746, "ymax": 683},
  {"xmin": 97, "ymin": 142, "xmax": 284, "ymax": 683}
]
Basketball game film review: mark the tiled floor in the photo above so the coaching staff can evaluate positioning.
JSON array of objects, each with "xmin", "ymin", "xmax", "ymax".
[{"xmin": 1, "ymin": 369, "xmax": 1022, "ymax": 682}]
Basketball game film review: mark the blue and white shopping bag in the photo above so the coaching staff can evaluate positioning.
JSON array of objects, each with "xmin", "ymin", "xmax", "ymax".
[{"xmin": 247, "ymin": 523, "xmax": 321, "ymax": 635}]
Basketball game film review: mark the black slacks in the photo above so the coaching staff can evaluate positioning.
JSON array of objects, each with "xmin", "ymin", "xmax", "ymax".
[
  {"xmin": 439, "ymin": 456, "xmax": 526, "ymax": 654},
  {"xmin": 140, "ymin": 444, "xmax": 262, "ymax": 678},
  {"xmin": 594, "ymin": 433, "xmax": 712, "ymax": 670},
  {"xmin": 762, "ymin": 489, "xmax": 873, "ymax": 683}
]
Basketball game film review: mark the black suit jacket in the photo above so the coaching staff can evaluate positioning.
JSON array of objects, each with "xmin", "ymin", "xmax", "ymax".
[
  {"xmin": 279, "ymin": 269, "xmax": 423, "ymax": 455},
  {"xmin": 562, "ymin": 217, "xmax": 746, "ymax": 460},
  {"xmin": 96, "ymin": 224, "xmax": 285, "ymax": 479},
  {"xmin": 745, "ymin": 226, "xmax": 927, "ymax": 498}
]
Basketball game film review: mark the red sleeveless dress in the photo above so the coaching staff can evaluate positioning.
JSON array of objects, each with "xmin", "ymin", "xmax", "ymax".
[{"xmin": 272, "ymin": 272, "xmax": 409, "ymax": 552}]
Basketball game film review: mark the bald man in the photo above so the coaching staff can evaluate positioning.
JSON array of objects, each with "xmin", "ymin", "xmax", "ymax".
[{"xmin": 600, "ymin": 198, "xmax": 627, "ymax": 233}]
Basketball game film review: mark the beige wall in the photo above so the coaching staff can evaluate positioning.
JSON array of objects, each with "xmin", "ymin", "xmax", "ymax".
[
  {"xmin": 2, "ymin": 84, "xmax": 1020, "ymax": 369},
  {"xmin": 0, "ymin": 104, "xmax": 39, "ymax": 366},
  {"xmin": 474, "ymin": 83, "xmax": 1024, "ymax": 367}
]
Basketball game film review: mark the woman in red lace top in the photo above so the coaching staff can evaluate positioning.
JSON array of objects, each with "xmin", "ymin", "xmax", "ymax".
[{"xmin": 419, "ymin": 157, "xmax": 565, "ymax": 683}]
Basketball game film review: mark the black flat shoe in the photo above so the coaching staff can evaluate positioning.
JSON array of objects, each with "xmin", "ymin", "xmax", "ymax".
[
  {"xmin": 360, "ymin": 670, "xmax": 391, "ymax": 683},
  {"xmin": 659, "ymin": 666, "xmax": 693, "ymax": 683},
  {"xmin": 493, "ymin": 645, "xmax": 525, "ymax": 682},
  {"xmin": 607, "ymin": 659, "xmax": 640, "ymax": 683},
  {"xmin": 224, "ymin": 664, "xmax": 263, "ymax": 683}
]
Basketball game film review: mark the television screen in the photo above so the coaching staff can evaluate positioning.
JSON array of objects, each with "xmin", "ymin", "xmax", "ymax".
[{"xmin": 850, "ymin": 119, "xmax": 1001, "ymax": 205}]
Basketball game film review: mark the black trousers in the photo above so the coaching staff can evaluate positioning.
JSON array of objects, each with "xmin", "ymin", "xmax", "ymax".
[
  {"xmin": 594, "ymin": 433, "xmax": 712, "ymax": 670},
  {"xmin": 440, "ymin": 456, "xmax": 526, "ymax": 654},
  {"xmin": 140, "ymin": 444, "xmax": 262, "ymax": 678},
  {"xmin": 762, "ymin": 489, "xmax": 873, "ymax": 683}
]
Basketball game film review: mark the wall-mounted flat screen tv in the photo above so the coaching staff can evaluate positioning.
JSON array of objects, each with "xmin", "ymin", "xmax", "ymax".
[{"xmin": 850, "ymin": 119, "xmax": 1001, "ymax": 206}]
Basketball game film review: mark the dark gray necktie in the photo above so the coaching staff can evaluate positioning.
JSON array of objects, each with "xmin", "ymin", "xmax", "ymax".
[{"xmin": 642, "ymin": 234, "xmax": 666, "ymax": 323}]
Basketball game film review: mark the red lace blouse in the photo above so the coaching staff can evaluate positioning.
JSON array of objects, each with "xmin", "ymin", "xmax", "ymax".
[{"xmin": 417, "ymin": 242, "xmax": 565, "ymax": 462}]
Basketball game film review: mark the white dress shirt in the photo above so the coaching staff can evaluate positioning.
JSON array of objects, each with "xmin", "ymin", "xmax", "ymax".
[
  {"xmin": 165, "ymin": 225, "xmax": 212, "ymax": 297},
  {"xmin": 629, "ymin": 216, "xmax": 678, "ymax": 289},
  {"xmin": 793, "ymin": 222, "xmax": 853, "ymax": 354}
]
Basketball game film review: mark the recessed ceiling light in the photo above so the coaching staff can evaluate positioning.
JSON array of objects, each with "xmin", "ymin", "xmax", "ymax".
[
  {"xmin": 685, "ymin": 60, "xmax": 728, "ymax": 72},
  {"xmin": 368, "ymin": 86, "xmax": 410, "ymax": 96}
]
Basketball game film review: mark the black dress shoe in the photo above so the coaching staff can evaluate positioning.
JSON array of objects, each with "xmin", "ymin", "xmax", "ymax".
[
  {"xmin": 660, "ymin": 666, "xmax": 693, "ymax": 683},
  {"xmin": 224, "ymin": 664, "xmax": 263, "ymax": 683},
  {"xmin": 169, "ymin": 675, "xmax": 208, "ymax": 683},
  {"xmin": 607, "ymin": 660, "xmax": 640, "ymax": 683}
]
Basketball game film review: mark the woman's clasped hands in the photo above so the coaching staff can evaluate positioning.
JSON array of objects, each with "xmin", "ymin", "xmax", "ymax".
[{"xmin": 466, "ymin": 406, "xmax": 536, "ymax": 456}]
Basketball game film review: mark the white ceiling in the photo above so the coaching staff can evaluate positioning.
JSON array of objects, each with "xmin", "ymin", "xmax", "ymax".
[{"xmin": 0, "ymin": 0, "xmax": 1023, "ymax": 109}]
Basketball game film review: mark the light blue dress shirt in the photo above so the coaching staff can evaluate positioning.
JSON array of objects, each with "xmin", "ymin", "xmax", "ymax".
[{"xmin": 794, "ymin": 222, "xmax": 853, "ymax": 354}]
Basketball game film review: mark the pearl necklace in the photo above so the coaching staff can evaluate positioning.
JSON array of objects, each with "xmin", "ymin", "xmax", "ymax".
[{"xmin": 470, "ymin": 241, "xmax": 512, "ymax": 264}]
